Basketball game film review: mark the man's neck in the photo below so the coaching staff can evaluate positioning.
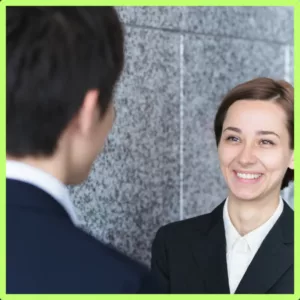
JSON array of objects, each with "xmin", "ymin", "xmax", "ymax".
[{"xmin": 7, "ymin": 154, "xmax": 68, "ymax": 184}]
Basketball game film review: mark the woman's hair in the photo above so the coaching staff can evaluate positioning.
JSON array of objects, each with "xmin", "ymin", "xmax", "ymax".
[{"xmin": 214, "ymin": 77, "xmax": 294, "ymax": 189}]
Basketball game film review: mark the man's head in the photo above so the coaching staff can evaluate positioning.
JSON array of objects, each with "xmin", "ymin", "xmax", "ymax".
[{"xmin": 7, "ymin": 7, "xmax": 124, "ymax": 184}]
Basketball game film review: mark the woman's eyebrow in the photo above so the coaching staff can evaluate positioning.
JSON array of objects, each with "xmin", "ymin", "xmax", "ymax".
[
  {"xmin": 223, "ymin": 126, "xmax": 241, "ymax": 133},
  {"xmin": 256, "ymin": 130, "xmax": 280, "ymax": 138},
  {"xmin": 223, "ymin": 127, "xmax": 280, "ymax": 138}
]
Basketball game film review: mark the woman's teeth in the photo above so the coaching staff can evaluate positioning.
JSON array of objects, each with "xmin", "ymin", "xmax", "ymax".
[{"xmin": 236, "ymin": 172, "xmax": 262, "ymax": 179}]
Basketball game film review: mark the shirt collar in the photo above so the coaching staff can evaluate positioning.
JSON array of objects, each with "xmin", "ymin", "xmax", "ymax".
[
  {"xmin": 6, "ymin": 159, "xmax": 81, "ymax": 226},
  {"xmin": 223, "ymin": 196, "xmax": 284, "ymax": 253},
  {"xmin": 223, "ymin": 198, "xmax": 240, "ymax": 251}
]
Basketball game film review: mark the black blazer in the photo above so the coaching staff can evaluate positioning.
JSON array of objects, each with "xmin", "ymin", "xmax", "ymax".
[
  {"xmin": 7, "ymin": 179, "xmax": 158, "ymax": 294},
  {"xmin": 151, "ymin": 200, "xmax": 293, "ymax": 294}
]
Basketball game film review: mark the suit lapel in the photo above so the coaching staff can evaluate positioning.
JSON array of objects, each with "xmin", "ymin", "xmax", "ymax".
[
  {"xmin": 235, "ymin": 202, "xmax": 294, "ymax": 294},
  {"xmin": 191, "ymin": 202, "xmax": 230, "ymax": 294}
]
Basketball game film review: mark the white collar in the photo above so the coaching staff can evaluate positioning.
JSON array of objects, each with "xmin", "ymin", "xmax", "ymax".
[
  {"xmin": 6, "ymin": 160, "xmax": 81, "ymax": 226},
  {"xmin": 223, "ymin": 196, "xmax": 284, "ymax": 253}
]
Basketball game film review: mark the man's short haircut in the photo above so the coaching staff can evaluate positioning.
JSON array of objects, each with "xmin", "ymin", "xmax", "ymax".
[{"xmin": 7, "ymin": 7, "xmax": 124, "ymax": 156}]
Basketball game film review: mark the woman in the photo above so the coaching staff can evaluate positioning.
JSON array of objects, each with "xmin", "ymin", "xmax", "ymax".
[{"xmin": 151, "ymin": 77, "xmax": 294, "ymax": 294}]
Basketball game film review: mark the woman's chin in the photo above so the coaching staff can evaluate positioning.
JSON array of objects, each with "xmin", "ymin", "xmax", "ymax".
[{"xmin": 229, "ymin": 186, "xmax": 264, "ymax": 202}]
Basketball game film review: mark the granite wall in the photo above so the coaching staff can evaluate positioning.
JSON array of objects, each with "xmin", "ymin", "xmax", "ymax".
[{"xmin": 69, "ymin": 6, "xmax": 294, "ymax": 266}]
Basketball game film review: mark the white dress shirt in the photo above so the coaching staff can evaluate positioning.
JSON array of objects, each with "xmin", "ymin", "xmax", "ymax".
[
  {"xmin": 223, "ymin": 197, "xmax": 284, "ymax": 294},
  {"xmin": 6, "ymin": 160, "xmax": 81, "ymax": 226}
]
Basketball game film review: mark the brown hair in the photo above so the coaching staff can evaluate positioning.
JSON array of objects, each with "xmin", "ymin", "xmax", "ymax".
[{"xmin": 214, "ymin": 77, "xmax": 294, "ymax": 190}]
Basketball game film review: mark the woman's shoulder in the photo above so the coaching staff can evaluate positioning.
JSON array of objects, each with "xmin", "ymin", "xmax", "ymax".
[
  {"xmin": 155, "ymin": 200, "xmax": 225, "ymax": 242},
  {"xmin": 162, "ymin": 213, "xmax": 211, "ymax": 233}
]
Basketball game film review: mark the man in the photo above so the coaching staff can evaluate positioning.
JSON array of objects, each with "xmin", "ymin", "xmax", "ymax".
[{"xmin": 6, "ymin": 6, "xmax": 157, "ymax": 293}]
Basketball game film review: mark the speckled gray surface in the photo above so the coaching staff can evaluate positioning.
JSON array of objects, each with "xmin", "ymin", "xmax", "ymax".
[
  {"xmin": 70, "ymin": 26, "xmax": 181, "ymax": 265},
  {"xmin": 289, "ymin": 45, "xmax": 294, "ymax": 84},
  {"xmin": 116, "ymin": 6, "xmax": 184, "ymax": 30},
  {"xmin": 184, "ymin": 6, "xmax": 294, "ymax": 44},
  {"xmin": 69, "ymin": 7, "xmax": 294, "ymax": 266}
]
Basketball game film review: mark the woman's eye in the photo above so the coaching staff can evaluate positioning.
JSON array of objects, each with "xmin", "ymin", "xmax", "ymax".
[
  {"xmin": 260, "ymin": 139, "xmax": 275, "ymax": 145},
  {"xmin": 226, "ymin": 136, "xmax": 239, "ymax": 142}
]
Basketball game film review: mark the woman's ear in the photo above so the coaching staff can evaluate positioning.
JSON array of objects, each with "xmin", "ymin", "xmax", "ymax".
[{"xmin": 288, "ymin": 150, "xmax": 294, "ymax": 170}]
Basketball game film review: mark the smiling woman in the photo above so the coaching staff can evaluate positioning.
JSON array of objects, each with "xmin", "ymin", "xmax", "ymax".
[
  {"xmin": 151, "ymin": 77, "xmax": 294, "ymax": 294},
  {"xmin": 215, "ymin": 78, "xmax": 294, "ymax": 192}
]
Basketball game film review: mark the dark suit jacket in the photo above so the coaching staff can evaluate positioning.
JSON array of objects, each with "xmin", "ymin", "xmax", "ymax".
[
  {"xmin": 7, "ymin": 179, "xmax": 158, "ymax": 294},
  {"xmin": 151, "ymin": 200, "xmax": 294, "ymax": 294}
]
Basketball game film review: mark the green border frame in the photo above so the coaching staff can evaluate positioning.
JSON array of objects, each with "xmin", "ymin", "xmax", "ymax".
[{"xmin": 0, "ymin": 1, "xmax": 297, "ymax": 300}]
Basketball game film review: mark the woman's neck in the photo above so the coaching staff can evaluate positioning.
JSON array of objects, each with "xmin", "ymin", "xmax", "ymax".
[{"xmin": 227, "ymin": 193, "xmax": 280, "ymax": 236}]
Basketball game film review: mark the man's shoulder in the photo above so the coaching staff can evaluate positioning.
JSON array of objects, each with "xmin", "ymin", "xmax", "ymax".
[
  {"xmin": 61, "ymin": 226, "xmax": 159, "ymax": 293},
  {"xmin": 71, "ymin": 224, "xmax": 147, "ymax": 274},
  {"xmin": 7, "ymin": 194, "xmax": 150, "ymax": 293}
]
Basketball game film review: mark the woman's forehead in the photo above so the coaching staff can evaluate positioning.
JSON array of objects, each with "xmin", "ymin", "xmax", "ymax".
[{"xmin": 224, "ymin": 100, "xmax": 287, "ymax": 126}]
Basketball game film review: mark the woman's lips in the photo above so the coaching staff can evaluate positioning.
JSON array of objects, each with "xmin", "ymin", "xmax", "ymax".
[{"xmin": 233, "ymin": 170, "xmax": 264, "ymax": 184}]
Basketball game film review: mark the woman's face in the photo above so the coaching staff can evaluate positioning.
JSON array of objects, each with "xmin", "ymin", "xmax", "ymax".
[{"xmin": 218, "ymin": 100, "xmax": 294, "ymax": 202}]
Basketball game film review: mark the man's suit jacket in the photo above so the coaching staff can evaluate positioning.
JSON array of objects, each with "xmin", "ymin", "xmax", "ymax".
[
  {"xmin": 7, "ymin": 179, "xmax": 158, "ymax": 294},
  {"xmin": 151, "ymin": 200, "xmax": 293, "ymax": 294}
]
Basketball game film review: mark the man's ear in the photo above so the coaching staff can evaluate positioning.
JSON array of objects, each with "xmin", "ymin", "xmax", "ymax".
[{"xmin": 76, "ymin": 89, "xmax": 100, "ymax": 135}]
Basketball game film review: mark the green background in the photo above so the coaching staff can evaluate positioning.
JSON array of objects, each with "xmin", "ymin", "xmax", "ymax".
[{"xmin": 0, "ymin": 1, "xmax": 298, "ymax": 299}]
